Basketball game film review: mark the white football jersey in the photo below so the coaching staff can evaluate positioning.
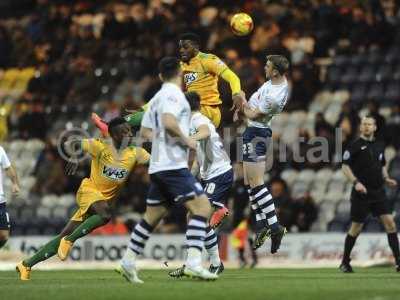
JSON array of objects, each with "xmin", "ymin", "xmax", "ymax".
[
  {"xmin": 141, "ymin": 82, "xmax": 191, "ymax": 174},
  {"xmin": 247, "ymin": 79, "xmax": 289, "ymax": 128},
  {"xmin": 190, "ymin": 112, "xmax": 231, "ymax": 180},
  {"xmin": 0, "ymin": 146, "xmax": 11, "ymax": 204}
]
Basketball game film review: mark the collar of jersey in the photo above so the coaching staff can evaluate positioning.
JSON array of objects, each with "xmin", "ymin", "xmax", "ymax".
[{"xmin": 162, "ymin": 82, "xmax": 181, "ymax": 89}]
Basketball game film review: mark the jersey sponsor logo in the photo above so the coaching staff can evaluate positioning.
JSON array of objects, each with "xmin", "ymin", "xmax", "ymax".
[
  {"xmin": 183, "ymin": 72, "xmax": 198, "ymax": 85},
  {"xmin": 102, "ymin": 165, "xmax": 128, "ymax": 180}
]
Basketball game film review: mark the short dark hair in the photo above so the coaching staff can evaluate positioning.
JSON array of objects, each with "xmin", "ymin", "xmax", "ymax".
[
  {"xmin": 267, "ymin": 55, "xmax": 289, "ymax": 75},
  {"xmin": 185, "ymin": 91, "xmax": 201, "ymax": 111},
  {"xmin": 179, "ymin": 32, "xmax": 200, "ymax": 46},
  {"xmin": 158, "ymin": 56, "xmax": 180, "ymax": 80},
  {"xmin": 363, "ymin": 115, "xmax": 376, "ymax": 123},
  {"xmin": 108, "ymin": 117, "xmax": 127, "ymax": 135}
]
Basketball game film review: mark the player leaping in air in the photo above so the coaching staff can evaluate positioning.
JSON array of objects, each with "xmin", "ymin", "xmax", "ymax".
[
  {"xmin": 91, "ymin": 33, "xmax": 242, "ymax": 231},
  {"xmin": 16, "ymin": 118, "xmax": 150, "ymax": 280},
  {"xmin": 238, "ymin": 55, "xmax": 290, "ymax": 254}
]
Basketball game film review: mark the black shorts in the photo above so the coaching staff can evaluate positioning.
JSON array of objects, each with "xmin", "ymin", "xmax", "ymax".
[
  {"xmin": 350, "ymin": 188, "xmax": 390, "ymax": 223},
  {"xmin": 146, "ymin": 168, "xmax": 205, "ymax": 206},
  {"xmin": 242, "ymin": 126, "xmax": 272, "ymax": 162},
  {"xmin": 0, "ymin": 203, "xmax": 10, "ymax": 230},
  {"xmin": 201, "ymin": 168, "xmax": 234, "ymax": 208}
]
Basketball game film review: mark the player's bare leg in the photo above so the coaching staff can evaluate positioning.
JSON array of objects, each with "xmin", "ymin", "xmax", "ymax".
[
  {"xmin": 58, "ymin": 201, "xmax": 111, "ymax": 260},
  {"xmin": 0, "ymin": 229, "xmax": 9, "ymax": 250},
  {"xmin": 17, "ymin": 220, "xmax": 81, "ymax": 280}
]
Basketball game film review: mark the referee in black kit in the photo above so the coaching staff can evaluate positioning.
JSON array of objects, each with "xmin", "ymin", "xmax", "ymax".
[{"xmin": 340, "ymin": 116, "xmax": 400, "ymax": 273}]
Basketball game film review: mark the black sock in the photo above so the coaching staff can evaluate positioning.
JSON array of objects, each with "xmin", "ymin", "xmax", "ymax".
[
  {"xmin": 342, "ymin": 234, "xmax": 357, "ymax": 264},
  {"xmin": 387, "ymin": 232, "xmax": 400, "ymax": 264},
  {"xmin": 0, "ymin": 239, "xmax": 7, "ymax": 249}
]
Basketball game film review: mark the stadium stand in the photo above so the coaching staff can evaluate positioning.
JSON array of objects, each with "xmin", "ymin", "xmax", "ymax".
[{"xmin": 0, "ymin": 0, "xmax": 399, "ymax": 235}]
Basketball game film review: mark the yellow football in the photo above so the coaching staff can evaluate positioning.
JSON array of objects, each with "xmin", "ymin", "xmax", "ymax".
[{"xmin": 230, "ymin": 13, "xmax": 254, "ymax": 36}]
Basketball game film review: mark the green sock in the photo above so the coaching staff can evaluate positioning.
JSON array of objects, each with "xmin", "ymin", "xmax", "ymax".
[
  {"xmin": 0, "ymin": 239, "xmax": 7, "ymax": 249},
  {"xmin": 66, "ymin": 215, "xmax": 106, "ymax": 243},
  {"xmin": 125, "ymin": 111, "xmax": 144, "ymax": 127},
  {"xmin": 23, "ymin": 235, "xmax": 62, "ymax": 268}
]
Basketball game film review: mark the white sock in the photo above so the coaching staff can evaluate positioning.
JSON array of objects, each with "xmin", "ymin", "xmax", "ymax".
[
  {"xmin": 186, "ymin": 248, "xmax": 202, "ymax": 269},
  {"xmin": 122, "ymin": 247, "xmax": 137, "ymax": 267},
  {"xmin": 208, "ymin": 246, "xmax": 221, "ymax": 266}
]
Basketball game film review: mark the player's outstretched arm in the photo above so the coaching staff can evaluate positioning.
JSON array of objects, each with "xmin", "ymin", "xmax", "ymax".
[
  {"xmin": 5, "ymin": 164, "xmax": 20, "ymax": 197},
  {"xmin": 63, "ymin": 139, "xmax": 83, "ymax": 175},
  {"xmin": 220, "ymin": 69, "xmax": 246, "ymax": 111},
  {"xmin": 139, "ymin": 126, "xmax": 153, "ymax": 142},
  {"xmin": 242, "ymin": 104, "xmax": 264, "ymax": 120},
  {"xmin": 163, "ymin": 113, "xmax": 196, "ymax": 150},
  {"xmin": 191, "ymin": 124, "xmax": 210, "ymax": 141}
]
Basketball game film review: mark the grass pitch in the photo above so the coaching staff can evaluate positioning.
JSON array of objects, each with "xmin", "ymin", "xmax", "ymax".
[{"xmin": 1, "ymin": 268, "xmax": 399, "ymax": 300}]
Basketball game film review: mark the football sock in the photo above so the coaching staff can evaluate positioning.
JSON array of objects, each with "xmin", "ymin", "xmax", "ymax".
[
  {"xmin": 246, "ymin": 185, "xmax": 267, "ymax": 232},
  {"xmin": 205, "ymin": 227, "xmax": 220, "ymax": 266},
  {"xmin": 66, "ymin": 215, "xmax": 107, "ymax": 243},
  {"xmin": 342, "ymin": 234, "xmax": 357, "ymax": 263},
  {"xmin": 125, "ymin": 111, "xmax": 145, "ymax": 127},
  {"xmin": 186, "ymin": 215, "xmax": 207, "ymax": 268},
  {"xmin": 248, "ymin": 237, "xmax": 258, "ymax": 262},
  {"xmin": 23, "ymin": 235, "xmax": 62, "ymax": 267},
  {"xmin": 250, "ymin": 185, "xmax": 279, "ymax": 232},
  {"xmin": 387, "ymin": 232, "xmax": 400, "ymax": 264},
  {"xmin": 127, "ymin": 219, "xmax": 153, "ymax": 256},
  {"xmin": 0, "ymin": 239, "xmax": 7, "ymax": 249}
]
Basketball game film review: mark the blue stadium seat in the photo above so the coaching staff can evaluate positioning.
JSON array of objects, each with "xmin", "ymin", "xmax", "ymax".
[
  {"xmin": 366, "ymin": 83, "xmax": 385, "ymax": 100},
  {"xmin": 341, "ymin": 67, "xmax": 358, "ymax": 85},
  {"xmin": 364, "ymin": 218, "xmax": 383, "ymax": 232},
  {"xmin": 333, "ymin": 55, "xmax": 350, "ymax": 68},
  {"xmin": 376, "ymin": 65, "xmax": 392, "ymax": 82},
  {"xmin": 350, "ymin": 53, "xmax": 368, "ymax": 67},
  {"xmin": 359, "ymin": 66, "xmax": 376, "ymax": 83}
]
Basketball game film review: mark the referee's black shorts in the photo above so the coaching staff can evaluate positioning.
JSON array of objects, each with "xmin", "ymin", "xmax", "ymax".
[{"xmin": 350, "ymin": 187, "xmax": 390, "ymax": 223}]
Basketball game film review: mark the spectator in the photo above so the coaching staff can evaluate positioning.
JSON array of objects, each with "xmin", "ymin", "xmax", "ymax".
[{"xmin": 291, "ymin": 192, "xmax": 318, "ymax": 232}]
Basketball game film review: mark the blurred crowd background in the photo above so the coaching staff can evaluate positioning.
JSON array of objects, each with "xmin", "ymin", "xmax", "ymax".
[{"xmin": 1, "ymin": 0, "xmax": 400, "ymax": 236}]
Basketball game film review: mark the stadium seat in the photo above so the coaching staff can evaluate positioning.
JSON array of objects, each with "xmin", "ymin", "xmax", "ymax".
[
  {"xmin": 384, "ymin": 47, "xmax": 400, "ymax": 65},
  {"xmin": 52, "ymin": 206, "xmax": 69, "ymax": 219},
  {"xmin": 349, "ymin": 83, "xmax": 367, "ymax": 107},
  {"xmin": 340, "ymin": 67, "xmax": 358, "ymax": 85},
  {"xmin": 291, "ymin": 181, "xmax": 310, "ymax": 199},
  {"xmin": 366, "ymin": 83, "xmax": 385, "ymax": 100},
  {"xmin": 350, "ymin": 53, "xmax": 368, "ymax": 67},
  {"xmin": 327, "ymin": 219, "xmax": 347, "ymax": 232},
  {"xmin": 280, "ymin": 169, "xmax": 299, "ymax": 186},
  {"xmin": 36, "ymin": 206, "xmax": 52, "ymax": 219},
  {"xmin": 376, "ymin": 65, "xmax": 392, "ymax": 82},
  {"xmin": 336, "ymin": 200, "xmax": 351, "ymax": 215},
  {"xmin": 333, "ymin": 55, "xmax": 349, "ymax": 68},
  {"xmin": 359, "ymin": 66, "xmax": 376, "ymax": 83},
  {"xmin": 315, "ymin": 168, "xmax": 333, "ymax": 182},
  {"xmin": 297, "ymin": 169, "xmax": 315, "ymax": 185},
  {"xmin": 384, "ymin": 81, "xmax": 400, "ymax": 104},
  {"xmin": 364, "ymin": 218, "xmax": 382, "ymax": 232},
  {"xmin": 19, "ymin": 206, "xmax": 36, "ymax": 220}
]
